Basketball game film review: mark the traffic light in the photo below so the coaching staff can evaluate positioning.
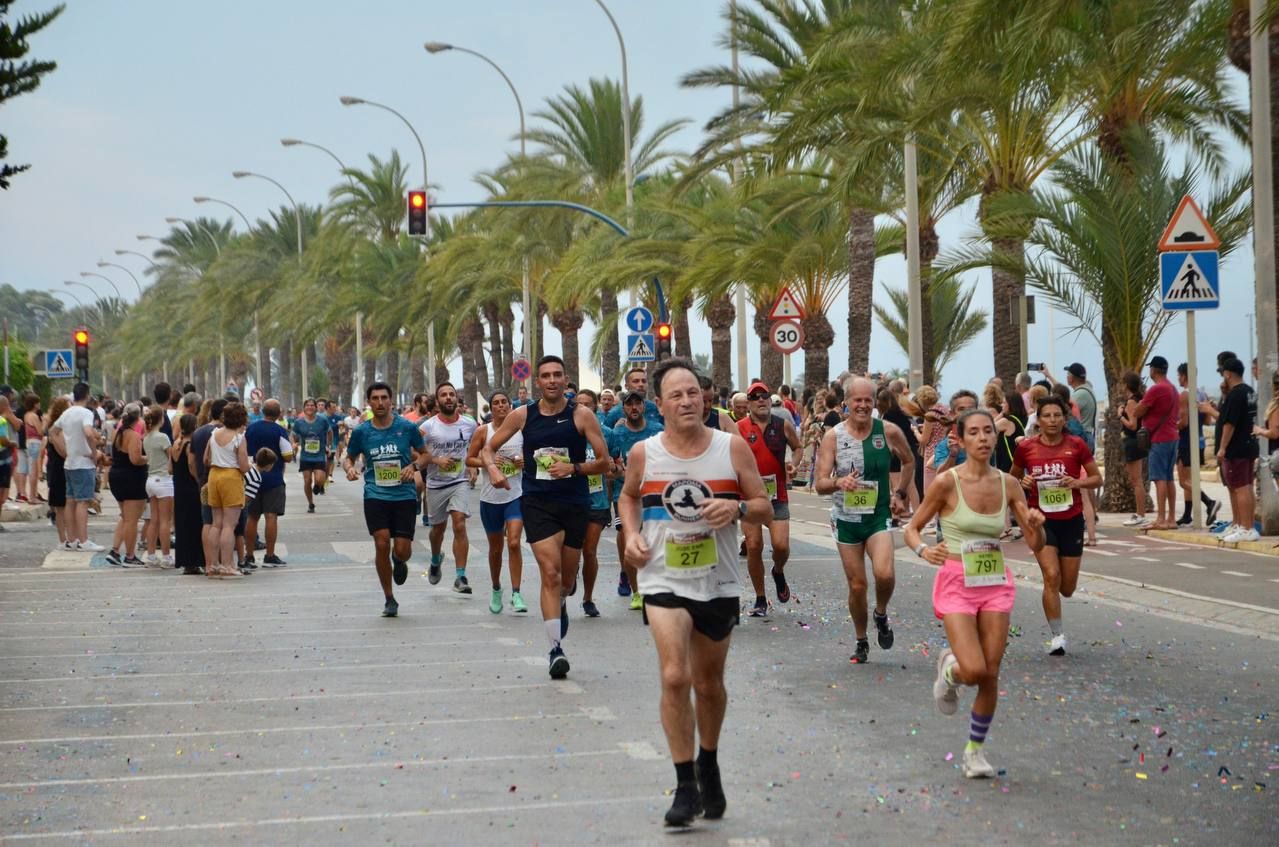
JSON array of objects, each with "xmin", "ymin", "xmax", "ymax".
[
  {"xmin": 407, "ymin": 190, "xmax": 428, "ymax": 236},
  {"xmin": 655, "ymin": 322, "xmax": 673, "ymax": 360},
  {"xmin": 73, "ymin": 328, "xmax": 90, "ymax": 382}
]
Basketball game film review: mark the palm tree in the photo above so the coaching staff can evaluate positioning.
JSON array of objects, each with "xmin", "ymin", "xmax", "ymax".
[
  {"xmin": 525, "ymin": 77, "xmax": 687, "ymax": 385},
  {"xmin": 873, "ymin": 271, "xmax": 989, "ymax": 386}
]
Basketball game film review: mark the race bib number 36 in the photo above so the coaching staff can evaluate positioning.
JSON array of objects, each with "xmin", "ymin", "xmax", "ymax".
[
  {"xmin": 373, "ymin": 459, "xmax": 401, "ymax": 487},
  {"xmin": 842, "ymin": 482, "xmax": 878, "ymax": 515},
  {"xmin": 961, "ymin": 539, "xmax": 1006, "ymax": 588},
  {"xmin": 1037, "ymin": 480, "xmax": 1073, "ymax": 513},
  {"xmin": 665, "ymin": 532, "xmax": 717, "ymax": 573}
]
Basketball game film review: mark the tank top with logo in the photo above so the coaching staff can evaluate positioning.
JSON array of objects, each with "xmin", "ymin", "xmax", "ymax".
[{"xmin": 830, "ymin": 418, "xmax": 891, "ymax": 524}]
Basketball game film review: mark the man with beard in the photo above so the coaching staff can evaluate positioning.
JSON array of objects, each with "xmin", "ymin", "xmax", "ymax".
[{"xmin": 418, "ymin": 382, "xmax": 478, "ymax": 593}]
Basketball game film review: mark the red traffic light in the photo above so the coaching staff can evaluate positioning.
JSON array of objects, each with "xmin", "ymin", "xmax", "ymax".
[
  {"xmin": 74, "ymin": 329, "xmax": 89, "ymax": 345},
  {"xmin": 656, "ymin": 322, "xmax": 672, "ymax": 339}
]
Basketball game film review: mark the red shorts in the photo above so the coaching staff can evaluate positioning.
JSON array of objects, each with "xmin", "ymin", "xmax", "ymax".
[
  {"xmin": 932, "ymin": 559, "xmax": 1016, "ymax": 619},
  {"xmin": 1220, "ymin": 457, "xmax": 1256, "ymax": 490}
]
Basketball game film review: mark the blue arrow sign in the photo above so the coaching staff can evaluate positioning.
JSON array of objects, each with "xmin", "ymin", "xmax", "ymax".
[
  {"xmin": 1160, "ymin": 250, "xmax": 1219, "ymax": 310},
  {"xmin": 45, "ymin": 349, "xmax": 74, "ymax": 378},
  {"xmin": 625, "ymin": 306, "xmax": 654, "ymax": 334},
  {"xmin": 627, "ymin": 333, "xmax": 656, "ymax": 362}
]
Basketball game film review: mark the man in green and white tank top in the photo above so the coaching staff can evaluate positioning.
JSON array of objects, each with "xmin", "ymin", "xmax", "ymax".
[{"xmin": 815, "ymin": 378, "xmax": 915, "ymax": 664}]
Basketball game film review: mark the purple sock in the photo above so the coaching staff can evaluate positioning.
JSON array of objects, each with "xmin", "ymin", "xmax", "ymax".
[{"xmin": 969, "ymin": 711, "xmax": 993, "ymax": 746}]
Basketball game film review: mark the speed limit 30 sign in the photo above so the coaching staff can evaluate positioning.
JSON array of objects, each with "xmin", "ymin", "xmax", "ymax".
[{"xmin": 769, "ymin": 319, "xmax": 804, "ymax": 355}]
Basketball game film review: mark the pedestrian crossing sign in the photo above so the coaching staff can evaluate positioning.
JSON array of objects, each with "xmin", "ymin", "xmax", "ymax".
[
  {"xmin": 45, "ymin": 349, "xmax": 74, "ymax": 378},
  {"xmin": 1160, "ymin": 250, "xmax": 1219, "ymax": 310},
  {"xmin": 627, "ymin": 333, "xmax": 656, "ymax": 362}
]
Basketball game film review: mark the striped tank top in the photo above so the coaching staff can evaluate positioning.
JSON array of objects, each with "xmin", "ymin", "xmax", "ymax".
[{"xmin": 637, "ymin": 429, "xmax": 743, "ymax": 601}]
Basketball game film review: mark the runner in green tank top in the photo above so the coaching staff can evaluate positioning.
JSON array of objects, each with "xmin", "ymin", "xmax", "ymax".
[{"xmin": 815, "ymin": 378, "xmax": 915, "ymax": 664}]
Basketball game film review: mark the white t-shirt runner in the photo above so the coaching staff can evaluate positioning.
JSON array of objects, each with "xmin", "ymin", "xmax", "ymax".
[
  {"xmin": 419, "ymin": 414, "xmax": 478, "ymax": 489},
  {"xmin": 478, "ymin": 422, "xmax": 522, "ymax": 505}
]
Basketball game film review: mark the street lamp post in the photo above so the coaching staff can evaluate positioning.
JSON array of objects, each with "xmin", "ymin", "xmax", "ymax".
[
  {"xmin": 96, "ymin": 261, "xmax": 143, "ymax": 298},
  {"xmin": 78, "ymin": 271, "xmax": 124, "ymax": 303},
  {"xmin": 424, "ymin": 41, "xmax": 533, "ymax": 386},
  {"xmin": 282, "ymin": 137, "xmax": 363, "ymax": 404},
  {"xmin": 192, "ymin": 196, "xmax": 253, "ymax": 231},
  {"xmin": 114, "ymin": 249, "xmax": 159, "ymax": 270},
  {"xmin": 234, "ymin": 169, "xmax": 305, "ymax": 399},
  {"xmin": 340, "ymin": 95, "xmax": 434, "ymax": 393}
]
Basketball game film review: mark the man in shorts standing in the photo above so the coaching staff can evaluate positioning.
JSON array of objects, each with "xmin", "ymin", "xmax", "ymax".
[
  {"xmin": 482, "ymin": 355, "xmax": 611, "ymax": 679},
  {"xmin": 737, "ymin": 381, "xmax": 802, "ymax": 617},
  {"xmin": 418, "ymin": 382, "xmax": 478, "ymax": 593},
  {"xmin": 244, "ymin": 399, "xmax": 294, "ymax": 567},
  {"xmin": 1134, "ymin": 356, "xmax": 1180, "ymax": 530},
  {"xmin": 814, "ymin": 377, "xmax": 914, "ymax": 664},
  {"xmin": 619, "ymin": 357, "xmax": 770, "ymax": 826},
  {"xmin": 343, "ymin": 381, "xmax": 425, "ymax": 617}
]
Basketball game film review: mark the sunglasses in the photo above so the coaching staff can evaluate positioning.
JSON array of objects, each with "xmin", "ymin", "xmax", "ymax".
[{"xmin": 747, "ymin": 392, "xmax": 769, "ymax": 401}]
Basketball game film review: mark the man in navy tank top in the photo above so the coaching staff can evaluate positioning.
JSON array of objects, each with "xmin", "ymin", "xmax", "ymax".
[{"xmin": 482, "ymin": 355, "xmax": 611, "ymax": 679}]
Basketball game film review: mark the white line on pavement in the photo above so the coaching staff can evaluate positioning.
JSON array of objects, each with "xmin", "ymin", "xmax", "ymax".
[
  {"xmin": 0, "ymin": 655, "xmax": 530, "ymax": 685},
  {"xmin": 1086, "ymin": 548, "xmax": 1119, "ymax": 557},
  {"xmin": 0, "ymin": 795, "xmax": 654, "ymax": 842},
  {"xmin": 0, "ymin": 711, "xmax": 590, "ymax": 747},
  {"xmin": 0, "ymin": 622, "xmax": 486, "ymax": 642},
  {"xmin": 0, "ymin": 747, "xmax": 628, "ymax": 789},
  {"xmin": 1173, "ymin": 562, "xmax": 1206, "ymax": 569},
  {"xmin": 0, "ymin": 637, "xmax": 480, "ymax": 662},
  {"xmin": 1133, "ymin": 556, "xmax": 1160, "ymax": 562},
  {"xmin": 0, "ymin": 679, "xmax": 559, "ymax": 713},
  {"xmin": 1221, "ymin": 570, "xmax": 1253, "ymax": 577}
]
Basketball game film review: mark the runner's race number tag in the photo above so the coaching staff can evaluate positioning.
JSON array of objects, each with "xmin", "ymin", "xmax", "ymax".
[
  {"xmin": 665, "ymin": 532, "xmax": 717, "ymax": 573},
  {"xmin": 762, "ymin": 474, "xmax": 778, "ymax": 501},
  {"xmin": 438, "ymin": 457, "xmax": 462, "ymax": 477},
  {"xmin": 588, "ymin": 475, "xmax": 604, "ymax": 494},
  {"xmin": 373, "ymin": 459, "xmax": 402, "ymax": 487},
  {"xmin": 1037, "ymin": 480, "xmax": 1072, "ymax": 513},
  {"xmin": 961, "ymin": 539, "xmax": 1005, "ymax": 587},
  {"xmin": 304, "ymin": 438, "xmax": 321, "ymax": 455},
  {"xmin": 842, "ymin": 481, "xmax": 878, "ymax": 515},
  {"xmin": 498, "ymin": 459, "xmax": 520, "ymax": 477},
  {"xmin": 534, "ymin": 447, "xmax": 570, "ymax": 480}
]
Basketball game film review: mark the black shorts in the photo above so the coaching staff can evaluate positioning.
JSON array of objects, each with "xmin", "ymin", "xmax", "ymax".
[
  {"xmin": 1121, "ymin": 434, "xmax": 1143, "ymax": 464},
  {"xmin": 1177, "ymin": 440, "xmax": 1205, "ymax": 467},
  {"xmin": 523, "ymin": 496, "xmax": 588, "ymax": 548},
  {"xmin": 1043, "ymin": 513, "xmax": 1085, "ymax": 558},
  {"xmin": 299, "ymin": 459, "xmax": 327, "ymax": 472},
  {"xmin": 363, "ymin": 498, "xmax": 417, "ymax": 539},
  {"xmin": 642, "ymin": 593, "xmax": 740, "ymax": 642},
  {"xmin": 0, "ymin": 462, "xmax": 10, "ymax": 489},
  {"xmin": 247, "ymin": 484, "xmax": 286, "ymax": 517},
  {"xmin": 108, "ymin": 472, "xmax": 147, "ymax": 503},
  {"xmin": 587, "ymin": 508, "xmax": 612, "ymax": 527},
  {"xmin": 46, "ymin": 466, "xmax": 66, "ymax": 508}
]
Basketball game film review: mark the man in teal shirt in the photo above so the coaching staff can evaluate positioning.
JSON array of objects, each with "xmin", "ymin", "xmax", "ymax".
[{"xmin": 343, "ymin": 381, "xmax": 426, "ymax": 618}]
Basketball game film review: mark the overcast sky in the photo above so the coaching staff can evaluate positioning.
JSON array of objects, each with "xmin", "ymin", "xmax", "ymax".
[{"xmin": 0, "ymin": 0, "xmax": 1259, "ymax": 396}]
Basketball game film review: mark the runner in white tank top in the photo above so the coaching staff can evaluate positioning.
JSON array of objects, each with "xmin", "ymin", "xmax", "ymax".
[
  {"xmin": 466, "ymin": 390, "xmax": 528, "ymax": 616},
  {"xmin": 618, "ymin": 358, "xmax": 771, "ymax": 828}
]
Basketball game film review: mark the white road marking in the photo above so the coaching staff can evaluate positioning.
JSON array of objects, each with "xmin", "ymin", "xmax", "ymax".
[
  {"xmin": 580, "ymin": 705, "xmax": 616, "ymax": 721},
  {"xmin": 0, "ymin": 796, "xmax": 653, "ymax": 841},
  {"xmin": 1173, "ymin": 562, "xmax": 1206, "ymax": 570},
  {"xmin": 1221, "ymin": 570, "xmax": 1252, "ymax": 577},
  {"xmin": 1133, "ymin": 556, "xmax": 1160, "ymax": 562},
  {"xmin": 619, "ymin": 740, "xmax": 663, "ymax": 760},
  {"xmin": 0, "ymin": 637, "xmax": 481, "ymax": 662},
  {"xmin": 0, "ymin": 622, "xmax": 481, "ymax": 642},
  {"xmin": 1087, "ymin": 548, "xmax": 1119, "ymax": 557},
  {"xmin": 0, "ymin": 711, "xmax": 588, "ymax": 747},
  {"xmin": 0, "ymin": 748, "xmax": 626, "ymax": 789}
]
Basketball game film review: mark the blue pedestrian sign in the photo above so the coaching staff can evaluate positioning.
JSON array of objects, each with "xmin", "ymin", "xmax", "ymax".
[
  {"xmin": 625, "ymin": 306, "xmax": 654, "ymax": 334},
  {"xmin": 1160, "ymin": 250, "xmax": 1219, "ymax": 310},
  {"xmin": 627, "ymin": 333, "xmax": 656, "ymax": 362},
  {"xmin": 45, "ymin": 349, "xmax": 74, "ymax": 379}
]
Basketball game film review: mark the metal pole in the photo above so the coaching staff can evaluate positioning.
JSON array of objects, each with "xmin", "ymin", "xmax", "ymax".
[
  {"xmin": 1251, "ymin": 0, "xmax": 1279, "ymax": 533},
  {"xmin": 301, "ymin": 346, "xmax": 308, "ymax": 399},
  {"xmin": 219, "ymin": 338, "xmax": 226, "ymax": 391},
  {"xmin": 355, "ymin": 311, "xmax": 364, "ymax": 405},
  {"xmin": 731, "ymin": 0, "xmax": 748, "ymax": 390},
  {"xmin": 904, "ymin": 137, "xmax": 923, "ymax": 389},
  {"xmin": 593, "ymin": 0, "xmax": 634, "ymax": 311},
  {"xmin": 1187, "ymin": 310, "xmax": 1204, "ymax": 529},
  {"xmin": 3, "ymin": 318, "xmax": 9, "ymax": 383},
  {"xmin": 1018, "ymin": 296, "xmax": 1029, "ymax": 372}
]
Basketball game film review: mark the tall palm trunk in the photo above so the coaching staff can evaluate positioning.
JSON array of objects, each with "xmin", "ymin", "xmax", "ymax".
[
  {"xmin": 499, "ymin": 305, "xmax": 516, "ymax": 390},
  {"xmin": 551, "ymin": 308, "xmax": 585, "ymax": 386},
  {"xmin": 534, "ymin": 302, "xmax": 548, "ymax": 366},
  {"xmin": 1100, "ymin": 355, "xmax": 1139, "ymax": 512},
  {"xmin": 408, "ymin": 353, "xmax": 425, "ymax": 394},
  {"xmin": 705, "ymin": 294, "xmax": 736, "ymax": 392},
  {"xmin": 986, "ymin": 232, "xmax": 1025, "ymax": 387},
  {"xmin": 846, "ymin": 208, "xmax": 876, "ymax": 373},
  {"xmin": 599, "ymin": 288, "xmax": 620, "ymax": 387},
  {"xmin": 256, "ymin": 339, "xmax": 272, "ymax": 398},
  {"xmin": 754, "ymin": 309, "xmax": 783, "ymax": 389},
  {"xmin": 324, "ymin": 333, "xmax": 349, "ymax": 408},
  {"xmin": 674, "ymin": 295, "xmax": 693, "ymax": 358},
  {"xmin": 920, "ymin": 220, "xmax": 940, "ymax": 386},
  {"xmin": 800, "ymin": 311, "xmax": 835, "ymax": 392},
  {"xmin": 362, "ymin": 326, "xmax": 376, "ymax": 394},
  {"xmin": 458, "ymin": 315, "xmax": 483, "ymax": 412},
  {"xmin": 483, "ymin": 302, "xmax": 504, "ymax": 387},
  {"xmin": 434, "ymin": 359, "xmax": 449, "ymax": 388},
  {"xmin": 385, "ymin": 349, "xmax": 401, "ymax": 404}
]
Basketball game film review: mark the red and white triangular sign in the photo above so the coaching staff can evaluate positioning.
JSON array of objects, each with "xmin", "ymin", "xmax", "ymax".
[
  {"xmin": 1158, "ymin": 195, "xmax": 1220, "ymax": 252},
  {"xmin": 768, "ymin": 286, "xmax": 805, "ymax": 320}
]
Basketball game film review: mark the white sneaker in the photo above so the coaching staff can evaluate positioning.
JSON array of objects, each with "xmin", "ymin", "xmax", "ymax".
[
  {"xmin": 1134, "ymin": 517, "xmax": 1153, "ymax": 528},
  {"xmin": 163, "ymin": 553, "xmax": 175, "ymax": 567},
  {"xmin": 1224, "ymin": 527, "xmax": 1260, "ymax": 543},
  {"xmin": 1048, "ymin": 634, "xmax": 1067, "ymax": 656},
  {"xmin": 933, "ymin": 649, "xmax": 959, "ymax": 715},
  {"xmin": 962, "ymin": 746, "xmax": 996, "ymax": 779},
  {"xmin": 145, "ymin": 553, "xmax": 160, "ymax": 566},
  {"xmin": 1121, "ymin": 514, "xmax": 1143, "ymax": 527},
  {"xmin": 77, "ymin": 540, "xmax": 105, "ymax": 552}
]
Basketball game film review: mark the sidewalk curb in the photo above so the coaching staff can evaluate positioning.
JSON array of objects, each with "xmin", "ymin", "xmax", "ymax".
[
  {"xmin": 1147, "ymin": 528, "xmax": 1279, "ymax": 557},
  {"xmin": 0, "ymin": 503, "xmax": 46, "ymax": 523}
]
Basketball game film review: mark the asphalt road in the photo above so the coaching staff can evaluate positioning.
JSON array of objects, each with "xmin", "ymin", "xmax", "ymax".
[{"xmin": 0, "ymin": 477, "xmax": 1275, "ymax": 845}]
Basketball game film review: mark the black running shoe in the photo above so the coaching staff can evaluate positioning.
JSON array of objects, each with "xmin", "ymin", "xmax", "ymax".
[
  {"xmin": 181, "ymin": 566, "xmax": 203, "ymax": 575},
  {"xmin": 850, "ymin": 638, "xmax": 870, "ymax": 664},
  {"xmin": 243, "ymin": 554, "xmax": 256, "ymax": 566},
  {"xmin": 263, "ymin": 554, "xmax": 286, "ymax": 568},
  {"xmin": 747, "ymin": 597, "xmax": 768, "ymax": 618},
  {"xmin": 307, "ymin": 503, "xmax": 316, "ymax": 514},
  {"xmin": 254, "ymin": 537, "xmax": 267, "ymax": 551},
  {"xmin": 617, "ymin": 571, "xmax": 632, "ymax": 597},
  {"xmin": 697, "ymin": 764, "xmax": 726, "ymax": 820},
  {"xmin": 1206, "ymin": 499, "xmax": 1222, "ymax": 526},
  {"xmin": 453, "ymin": 575, "xmax": 472, "ymax": 594},
  {"xmin": 312, "ymin": 483, "xmax": 322, "ymax": 495},
  {"xmin": 392, "ymin": 556, "xmax": 408, "ymax": 586},
  {"xmin": 873, "ymin": 611, "xmax": 894, "ymax": 650},
  {"xmin": 121, "ymin": 555, "xmax": 144, "ymax": 568},
  {"xmin": 382, "ymin": 597, "xmax": 399, "ymax": 618},
  {"xmin": 664, "ymin": 782, "xmax": 703, "ymax": 827},
  {"xmin": 548, "ymin": 646, "xmax": 570, "ymax": 679},
  {"xmin": 772, "ymin": 568, "xmax": 790, "ymax": 604},
  {"xmin": 582, "ymin": 600, "xmax": 600, "ymax": 618},
  {"xmin": 105, "ymin": 549, "xmax": 122, "ymax": 566},
  {"xmin": 1176, "ymin": 513, "xmax": 1192, "ymax": 526}
]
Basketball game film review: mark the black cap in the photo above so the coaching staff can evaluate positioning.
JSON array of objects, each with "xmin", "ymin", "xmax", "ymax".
[
  {"xmin": 620, "ymin": 389, "xmax": 646, "ymax": 404},
  {"xmin": 1223, "ymin": 357, "xmax": 1245, "ymax": 376},
  {"xmin": 1065, "ymin": 363, "xmax": 1087, "ymax": 379},
  {"xmin": 1147, "ymin": 355, "xmax": 1169, "ymax": 371}
]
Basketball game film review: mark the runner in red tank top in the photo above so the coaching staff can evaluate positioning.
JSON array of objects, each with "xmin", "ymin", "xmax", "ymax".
[
  {"xmin": 1010, "ymin": 396, "xmax": 1101, "ymax": 657},
  {"xmin": 736, "ymin": 381, "xmax": 802, "ymax": 618}
]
